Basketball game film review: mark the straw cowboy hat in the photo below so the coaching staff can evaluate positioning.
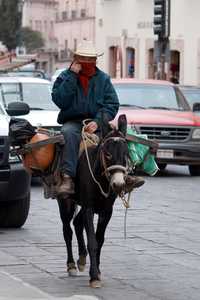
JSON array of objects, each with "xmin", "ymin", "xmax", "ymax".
[{"xmin": 74, "ymin": 40, "xmax": 104, "ymax": 57}]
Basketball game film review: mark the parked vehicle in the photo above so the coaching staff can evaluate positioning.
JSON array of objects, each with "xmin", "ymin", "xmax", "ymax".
[
  {"xmin": 112, "ymin": 79, "xmax": 200, "ymax": 175},
  {"xmin": 0, "ymin": 76, "xmax": 60, "ymax": 133},
  {"xmin": 51, "ymin": 68, "xmax": 66, "ymax": 84},
  {"xmin": 0, "ymin": 69, "xmax": 48, "ymax": 80},
  {"xmin": 0, "ymin": 102, "xmax": 31, "ymax": 228},
  {"xmin": 179, "ymin": 85, "xmax": 200, "ymax": 114}
]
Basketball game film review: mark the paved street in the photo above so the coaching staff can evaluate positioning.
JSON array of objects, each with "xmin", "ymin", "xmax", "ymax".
[{"xmin": 0, "ymin": 165, "xmax": 200, "ymax": 300}]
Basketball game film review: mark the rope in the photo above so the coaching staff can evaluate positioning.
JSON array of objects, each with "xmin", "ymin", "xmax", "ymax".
[
  {"xmin": 81, "ymin": 120, "xmax": 110, "ymax": 198},
  {"xmin": 81, "ymin": 119, "xmax": 133, "ymax": 236},
  {"xmin": 121, "ymin": 192, "xmax": 132, "ymax": 239}
]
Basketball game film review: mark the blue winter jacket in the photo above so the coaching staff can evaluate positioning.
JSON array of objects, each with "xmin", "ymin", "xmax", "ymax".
[{"xmin": 51, "ymin": 68, "xmax": 119, "ymax": 124}]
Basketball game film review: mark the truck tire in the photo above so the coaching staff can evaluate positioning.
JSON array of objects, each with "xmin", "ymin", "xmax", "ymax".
[
  {"xmin": 0, "ymin": 193, "xmax": 30, "ymax": 228},
  {"xmin": 188, "ymin": 165, "xmax": 200, "ymax": 176}
]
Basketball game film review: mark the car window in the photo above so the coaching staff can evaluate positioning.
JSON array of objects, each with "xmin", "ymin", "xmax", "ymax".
[
  {"xmin": 0, "ymin": 82, "xmax": 58, "ymax": 111},
  {"xmin": 114, "ymin": 83, "xmax": 188, "ymax": 110},
  {"xmin": 6, "ymin": 71, "xmax": 46, "ymax": 78},
  {"xmin": 181, "ymin": 89, "xmax": 200, "ymax": 108},
  {"xmin": 22, "ymin": 83, "xmax": 58, "ymax": 111},
  {"xmin": 0, "ymin": 83, "xmax": 21, "ymax": 107}
]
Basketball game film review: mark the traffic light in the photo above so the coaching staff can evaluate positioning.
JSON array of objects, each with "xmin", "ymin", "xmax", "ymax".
[{"xmin": 153, "ymin": 0, "xmax": 170, "ymax": 39}]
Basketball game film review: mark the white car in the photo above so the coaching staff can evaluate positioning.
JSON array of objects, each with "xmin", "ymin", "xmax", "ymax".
[
  {"xmin": 51, "ymin": 68, "xmax": 66, "ymax": 84},
  {"xmin": 0, "ymin": 76, "xmax": 60, "ymax": 132}
]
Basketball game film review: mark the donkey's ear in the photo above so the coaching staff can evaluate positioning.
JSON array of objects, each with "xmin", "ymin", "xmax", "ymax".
[
  {"xmin": 99, "ymin": 112, "xmax": 112, "ymax": 138},
  {"xmin": 118, "ymin": 114, "xmax": 127, "ymax": 136}
]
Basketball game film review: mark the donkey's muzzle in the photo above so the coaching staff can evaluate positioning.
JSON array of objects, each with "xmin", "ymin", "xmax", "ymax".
[{"xmin": 110, "ymin": 172, "xmax": 125, "ymax": 194}]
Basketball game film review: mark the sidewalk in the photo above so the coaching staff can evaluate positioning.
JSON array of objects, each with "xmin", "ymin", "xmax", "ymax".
[{"xmin": 0, "ymin": 271, "xmax": 99, "ymax": 300}]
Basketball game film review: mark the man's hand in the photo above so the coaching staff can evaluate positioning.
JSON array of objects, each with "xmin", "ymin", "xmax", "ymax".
[
  {"xmin": 85, "ymin": 121, "xmax": 98, "ymax": 134},
  {"xmin": 70, "ymin": 61, "xmax": 82, "ymax": 74}
]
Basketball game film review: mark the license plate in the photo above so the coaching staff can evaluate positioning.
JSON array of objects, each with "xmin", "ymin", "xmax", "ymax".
[{"xmin": 156, "ymin": 149, "xmax": 174, "ymax": 159}]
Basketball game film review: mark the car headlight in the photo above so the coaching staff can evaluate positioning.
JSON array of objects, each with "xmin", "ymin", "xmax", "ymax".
[{"xmin": 192, "ymin": 128, "xmax": 200, "ymax": 139}]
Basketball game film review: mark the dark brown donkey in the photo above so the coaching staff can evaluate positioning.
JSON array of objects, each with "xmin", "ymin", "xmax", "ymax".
[{"xmin": 57, "ymin": 114, "xmax": 130, "ymax": 288}]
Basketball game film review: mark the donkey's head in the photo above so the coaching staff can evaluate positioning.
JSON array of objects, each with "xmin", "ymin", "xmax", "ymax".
[{"xmin": 99, "ymin": 114, "xmax": 129, "ymax": 195}]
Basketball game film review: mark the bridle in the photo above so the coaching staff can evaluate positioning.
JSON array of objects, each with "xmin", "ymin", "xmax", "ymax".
[
  {"xmin": 99, "ymin": 134, "xmax": 129, "ymax": 181},
  {"xmin": 82, "ymin": 128, "xmax": 130, "ymax": 198}
]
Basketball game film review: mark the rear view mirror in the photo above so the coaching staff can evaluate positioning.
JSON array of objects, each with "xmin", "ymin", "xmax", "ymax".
[{"xmin": 6, "ymin": 102, "xmax": 30, "ymax": 116}]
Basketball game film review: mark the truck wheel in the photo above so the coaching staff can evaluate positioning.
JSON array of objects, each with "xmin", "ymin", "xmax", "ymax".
[
  {"xmin": 157, "ymin": 163, "xmax": 167, "ymax": 170},
  {"xmin": 0, "ymin": 193, "xmax": 30, "ymax": 228},
  {"xmin": 189, "ymin": 165, "xmax": 200, "ymax": 176}
]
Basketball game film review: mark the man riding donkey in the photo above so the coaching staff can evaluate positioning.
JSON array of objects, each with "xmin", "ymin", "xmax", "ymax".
[{"xmin": 52, "ymin": 40, "xmax": 144, "ymax": 198}]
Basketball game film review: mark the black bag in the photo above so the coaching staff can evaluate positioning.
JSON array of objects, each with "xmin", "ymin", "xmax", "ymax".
[{"xmin": 9, "ymin": 117, "xmax": 36, "ymax": 146}]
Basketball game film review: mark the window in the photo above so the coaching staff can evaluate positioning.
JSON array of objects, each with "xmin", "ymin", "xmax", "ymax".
[
  {"xmin": 65, "ymin": 1, "xmax": 69, "ymax": 10},
  {"xmin": 50, "ymin": 21, "xmax": 54, "ymax": 31},
  {"xmin": 56, "ymin": 12, "xmax": 59, "ymax": 22},
  {"xmin": 65, "ymin": 40, "xmax": 68, "ymax": 50},
  {"xmin": 71, "ymin": 10, "xmax": 76, "ymax": 19},
  {"xmin": 74, "ymin": 39, "xmax": 77, "ymax": 51},
  {"xmin": 114, "ymin": 84, "xmax": 186, "ymax": 111},
  {"xmin": 80, "ymin": 9, "xmax": 86, "ymax": 18},
  {"xmin": 22, "ymin": 83, "xmax": 55, "ymax": 110},
  {"xmin": 0, "ymin": 83, "xmax": 21, "ymax": 107},
  {"xmin": 62, "ymin": 11, "xmax": 68, "ymax": 21},
  {"xmin": 39, "ymin": 21, "xmax": 42, "ymax": 32},
  {"xmin": 44, "ymin": 20, "xmax": 47, "ymax": 32}
]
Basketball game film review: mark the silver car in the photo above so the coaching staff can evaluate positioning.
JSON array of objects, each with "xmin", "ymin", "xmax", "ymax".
[{"xmin": 0, "ymin": 76, "xmax": 60, "ymax": 132}]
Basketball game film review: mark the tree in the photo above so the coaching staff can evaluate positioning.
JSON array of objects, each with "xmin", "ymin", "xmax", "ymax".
[
  {"xmin": 20, "ymin": 27, "xmax": 45, "ymax": 53},
  {"xmin": 0, "ymin": 0, "xmax": 22, "ymax": 51}
]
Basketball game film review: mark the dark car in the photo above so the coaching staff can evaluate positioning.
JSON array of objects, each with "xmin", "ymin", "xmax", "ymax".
[
  {"xmin": 112, "ymin": 79, "xmax": 200, "ymax": 176},
  {"xmin": 0, "ymin": 102, "xmax": 31, "ymax": 228}
]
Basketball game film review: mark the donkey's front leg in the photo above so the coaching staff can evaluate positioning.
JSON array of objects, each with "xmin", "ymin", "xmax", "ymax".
[
  {"xmin": 83, "ymin": 208, "xmax": 101, "ymax": 288},
  {"xmin": 96, "ymin": 209, "xmax": 113, "ymax": 279}
]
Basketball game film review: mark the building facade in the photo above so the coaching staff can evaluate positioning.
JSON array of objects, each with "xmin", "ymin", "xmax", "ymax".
[
  {"xmin": 22, "ymin": 0, "xmax": 58, "ymax": 76},
  {"xmin": 96, "ymin": 0, "xmax": 200, "ymax": 85},
  {"xmin": 54, "ymin": 0, "xmax": 96, "ymax": 69}
]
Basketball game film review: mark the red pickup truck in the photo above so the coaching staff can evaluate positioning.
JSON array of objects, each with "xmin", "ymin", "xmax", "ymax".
[{"xmin": 112, "ymin": 79, "xmax": 200, "ymax": 176}]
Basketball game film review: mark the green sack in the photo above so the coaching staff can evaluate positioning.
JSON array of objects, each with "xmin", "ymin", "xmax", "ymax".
[{"xmin": 127, "ymin": 127, "xmax": 159, "ymax": 176}]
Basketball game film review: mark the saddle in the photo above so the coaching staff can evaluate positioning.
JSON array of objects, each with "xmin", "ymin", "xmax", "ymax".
[{"xmin": 9, "ymin": 118, "xmax": 100, "ymax": 200}]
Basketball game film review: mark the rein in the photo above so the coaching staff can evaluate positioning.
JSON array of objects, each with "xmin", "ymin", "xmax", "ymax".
[
  {"xmin": 81, "ymin": 121, "xmax": 110, "ymax": 198},
  {"xmin": 81, "ymin": 121, "xmax": 128, "ymax": 198},
  {"xmin": 81, "ymin": 120, "xmax": 134, "ymax": 239}
]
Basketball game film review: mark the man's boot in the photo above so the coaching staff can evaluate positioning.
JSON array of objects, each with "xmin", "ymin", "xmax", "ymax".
[
  {"xmin": 56, "ymin": 174, "xmax": 75, "ymax": 198},
  {"xmin": 124, "ymin": 175, "xmax": 145, "ymax": 193}
]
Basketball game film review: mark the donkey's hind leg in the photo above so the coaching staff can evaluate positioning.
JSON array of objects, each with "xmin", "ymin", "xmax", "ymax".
[
  {"xmin": 73, "ymin": 208, "xmax": 87, "ymax": 272},
  {"xmin": 57, "ymin": 197, "xmax": 77, "ymax": 276}
]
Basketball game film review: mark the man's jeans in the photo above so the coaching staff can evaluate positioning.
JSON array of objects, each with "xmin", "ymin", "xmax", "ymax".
[{"xmin": 60, "ymin": 121, "xmax": 83, "ymax": 178}]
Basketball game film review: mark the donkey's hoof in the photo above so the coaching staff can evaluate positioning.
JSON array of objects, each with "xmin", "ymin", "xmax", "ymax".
[
  {"xmin": 67, "ymin": 263, "xmax": 77, "ymax": 277},
  {"xmin": 77, "ymin": 256, "xmax": 86, "ymax": 272},
  {"xmin": 89, "ymin": 280, "xmax": 102, "ymax": 288}
]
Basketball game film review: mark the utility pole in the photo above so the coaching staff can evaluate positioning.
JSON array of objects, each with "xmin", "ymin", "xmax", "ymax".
[{"xmin": 153, "ymin": 0, "xmax": 171, "ymax": 80}]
